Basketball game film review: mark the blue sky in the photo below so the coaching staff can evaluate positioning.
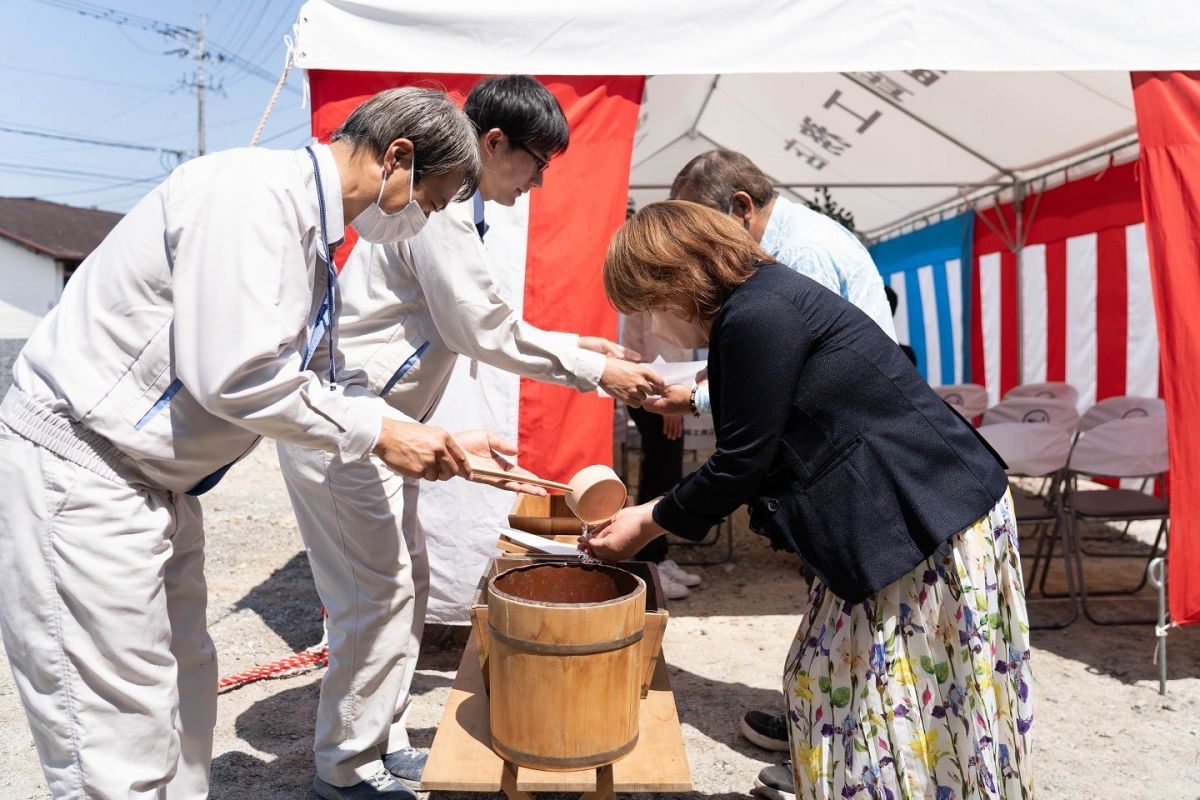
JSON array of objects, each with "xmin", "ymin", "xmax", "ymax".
[{"xmin": 0, "ymin": 0, "xmax": 310, "ymax": 212}]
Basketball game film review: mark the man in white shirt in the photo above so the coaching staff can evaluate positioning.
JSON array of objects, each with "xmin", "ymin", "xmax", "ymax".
[
  {"xmin": 276, "ymin": 76, "xmax": 665, "ymax": 800},
  {"xmin": 0, "ymin": 87, "xmax": 523, "ymax": 800},
  {"xmin": 654, "ymin": 149, "xmax": 897, "ymax": 419}
]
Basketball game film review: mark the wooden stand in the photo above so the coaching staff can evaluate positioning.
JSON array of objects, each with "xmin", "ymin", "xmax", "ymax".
[{"xmin": 422, "ymin": 632, "xmax": 691, "ymax": 799}]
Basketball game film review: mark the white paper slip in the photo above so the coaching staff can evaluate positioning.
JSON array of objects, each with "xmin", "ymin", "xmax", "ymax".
[
  {"xmin": 497, "ymin": 527, "xmax": 580, "ymax": 556},
  {"xmin": 598, "ymin": 356, "xmax": 707, "ymax": 398}
]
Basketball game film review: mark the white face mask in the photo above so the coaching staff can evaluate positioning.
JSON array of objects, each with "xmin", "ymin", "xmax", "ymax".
[
  {"xmin": 650, "ymin": 310, "xmax": 708, "ymax": 349},
  {"xmin": 351, "ymin": 159, "xmax": 428, "ymax": 243}
]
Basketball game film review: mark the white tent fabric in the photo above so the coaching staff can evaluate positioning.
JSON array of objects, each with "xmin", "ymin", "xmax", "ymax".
[
  {"xmin": 629, "ymin": 71, "xmax": 1137, "ymax": 235},
  {"xmin": 293, "ymin": 1, "xmax": 1200, "ymax": 75},
  {"xmin": 291, "ymin": 2, "xmax": 1191, "ymax": 235}
]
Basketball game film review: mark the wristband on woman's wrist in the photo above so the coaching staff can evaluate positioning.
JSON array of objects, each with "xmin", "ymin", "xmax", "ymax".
[{"xmin": 688, "ymin": 384, "xmax": 701, "ymax": 417}]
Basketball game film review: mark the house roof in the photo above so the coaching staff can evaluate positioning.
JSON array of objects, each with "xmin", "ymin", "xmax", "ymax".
[{"xmin": 0, "ymin": 197, "xmax": 123, "ymax": 261}]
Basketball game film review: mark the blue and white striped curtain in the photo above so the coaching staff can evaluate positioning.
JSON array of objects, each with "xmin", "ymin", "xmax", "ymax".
[{"xmin": 869, "ymin": 212, "xmax": 975, "ymax": 387}]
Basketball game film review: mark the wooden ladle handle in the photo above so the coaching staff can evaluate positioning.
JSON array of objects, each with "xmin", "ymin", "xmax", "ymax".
[{"xmin": 465, "ymin": 456, "xmax": 574, "ymax": 492}]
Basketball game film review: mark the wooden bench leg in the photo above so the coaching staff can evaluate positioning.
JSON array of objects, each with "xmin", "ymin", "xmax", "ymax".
[
  {"xmin": 501, "ymin": 762, "xmax": 534, "ymax": 800},
  {"xmin": 579, "ymin": 765, "xmax": 614, "ymax": 800}
]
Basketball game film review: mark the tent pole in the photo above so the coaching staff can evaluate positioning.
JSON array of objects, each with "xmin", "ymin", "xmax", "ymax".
[
  {"xmin": 864, "ymin": 135, "xmax": 1139, "ymax": 243},
  {"xmin": 1013, "ymin": 179, "xmax": 1026, "ymax": 387},
  {"xmin": 688, "ymin": 76, "xmax": 721, "ymax": 138}
]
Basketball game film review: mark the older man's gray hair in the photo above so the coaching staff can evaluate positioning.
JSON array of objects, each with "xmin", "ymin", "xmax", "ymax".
[{"xmin": 332, "ymin": 86, "xmax": 481, "ymax": 201}]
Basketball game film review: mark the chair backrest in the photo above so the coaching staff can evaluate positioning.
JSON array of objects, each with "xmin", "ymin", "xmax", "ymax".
[
  {"xmin": 682, "ymin": 414, "xmax": 717, "ymax": 452},
  {"xmin": 977, "ymin": 422, "xmax": 1072, "ymax": 477},
  {"xmin": 1003, "ymin": 381, "xmax": 1080, "ymax": 407},
  {"xmin": 981, "ymin": 396, "xmax": 1080, "ymax": 430},
  {"xmin": 1077, "ymin": 395, "xmax": 1166, "ymax": 433},
  {"xmin": 1068, "ymin": 416, "xmax": 1169, "ymax": 478},
  {"xmin": 932, "ymin": 383, "xmax": 989, "ymax": 418}
]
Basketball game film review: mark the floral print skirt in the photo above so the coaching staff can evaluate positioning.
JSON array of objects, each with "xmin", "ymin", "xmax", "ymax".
[{"xmin": 784, "ymin": 490, "xmax": 1033, "ymax": 800}]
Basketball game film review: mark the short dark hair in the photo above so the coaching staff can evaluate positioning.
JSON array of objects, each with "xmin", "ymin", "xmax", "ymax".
[
  {"xmin": 884, "ymin": 284, "xmax": 899, "ymax": 315},
  {"xmin": 465, "ymin": 75, "xmax": 570, "ymax": 157},
  {"xmin": 670, "ymin": 150, "xmax": 776, "ymax": 211}
]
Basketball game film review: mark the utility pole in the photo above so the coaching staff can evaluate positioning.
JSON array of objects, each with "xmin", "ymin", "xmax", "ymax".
[
  {"xmin": 177, "ymin": 14, "xmax": 215, "ymax": 158},
  {"xmin": 195, "ymin": 14, "xmax": 206, "ymax": 156}
]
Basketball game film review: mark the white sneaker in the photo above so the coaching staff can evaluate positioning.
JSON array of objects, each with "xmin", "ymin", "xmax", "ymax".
[
  {"xmin": 660, "ymin": 558, "xmax": 701, "ymax": 587},
  {"xmin": 659, "ymin": 572, "xmax": 690, "ymax": 600}
]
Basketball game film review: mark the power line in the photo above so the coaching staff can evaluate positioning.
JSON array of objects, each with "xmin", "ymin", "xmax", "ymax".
[
  {"xmin": 32, "ymin": 0, "xmax": 300, "ymax": 95},
  {"xmin": 0, "ymin": 63, "xmax": 163, "ymax": 90},
  {"xmin": 0, "ymin": 161, "xmax": 164, "ymax": 184},
  {"xmin": 40, "ymin": 174, "xmax": 169, "ymax": 199},
  {"xmin": 256, "ymin": 120, "xmax": 310, "ymax": 146},
  {"xmin": 0, "ymin": 123, "xmax": 189, "ymax": 160}
]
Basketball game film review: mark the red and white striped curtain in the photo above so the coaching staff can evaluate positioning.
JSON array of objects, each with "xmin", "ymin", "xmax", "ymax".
[{"xmin": 970, "ymin": 161, "xmax": 1157, "ymax": 410}]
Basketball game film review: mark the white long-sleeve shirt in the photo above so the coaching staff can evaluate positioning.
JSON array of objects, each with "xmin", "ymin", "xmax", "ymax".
[
  {"xmin": 6, "ymin": 145, "xmax": 385, "ymax": 493},
  {"xmin": 324, "ymin": 195, "xmax": 606, "ymax": 423}
]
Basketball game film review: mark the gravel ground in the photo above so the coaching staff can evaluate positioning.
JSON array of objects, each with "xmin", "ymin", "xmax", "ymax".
[{"xmin": 1, "ymin": 445, "xmax": 1198, "ymax": 799}]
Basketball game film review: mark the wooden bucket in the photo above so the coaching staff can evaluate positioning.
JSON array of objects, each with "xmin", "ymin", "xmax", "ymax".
[{"xmin": 487, "ymin": 562, "xmax": 646, "ymax": 771}]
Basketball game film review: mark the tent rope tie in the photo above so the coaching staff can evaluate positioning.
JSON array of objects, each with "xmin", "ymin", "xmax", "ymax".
[
  {"xmin": 249, "ymin": 36, "xmax": 295, "ymax": 148},
  {"xmin": 216, "ymin": 606, "xmax": 330, "ymax": 694}
]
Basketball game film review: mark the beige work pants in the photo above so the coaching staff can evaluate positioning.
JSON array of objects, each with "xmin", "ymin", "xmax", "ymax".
[
  {"xmin": 276, "ymin": 441, "xmax": 428, "ymax": 787},
  {"xmin": 0, "ymin": 425, "xmax": 216, "ymax": 799}
]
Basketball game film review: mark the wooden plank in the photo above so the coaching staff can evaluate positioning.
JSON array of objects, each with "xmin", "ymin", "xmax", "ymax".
[
  {"xmin": 516, "ymin": 765, "xmax": 597, "ymax": 792},
  {"xmin": 612, "ymin": 654, "xmax": 692, "ymax": 792},
  {"xmin": 421, "ymin": 635, "xmax": 504, "ymax": 792},
  {"xmin": 639, "ymin": 610, "xmax": 668, "ymax": 698}
]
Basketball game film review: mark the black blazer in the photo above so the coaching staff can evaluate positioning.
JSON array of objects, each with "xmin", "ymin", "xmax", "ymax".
[{"xmin": 652, "ymin": 263, "xmax": 1008, "ymax": 603}]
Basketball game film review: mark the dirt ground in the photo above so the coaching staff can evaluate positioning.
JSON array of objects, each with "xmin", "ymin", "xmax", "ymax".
[{"xmin": 1, "ymin": 445, "xmax": 1198, "ymax": 799}]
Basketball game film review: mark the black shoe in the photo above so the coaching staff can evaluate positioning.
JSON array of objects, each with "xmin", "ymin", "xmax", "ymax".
[
  {"xmin": 383, "ymin": 747, "xmax": 427, "ymax": 790},
  {"xmin": 752, "ymin": 762, "xmax": 796, "ymax": 800},
  {"xmin": 740, "ymin": 710, "xmax": 790, "ymax": 752},
  {"xmin": 313, "ymin": 770, "xmax": 417, "ymax": 800}
]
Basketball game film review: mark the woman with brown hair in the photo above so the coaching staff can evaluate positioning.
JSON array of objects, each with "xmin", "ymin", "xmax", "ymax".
[{"xmin": 586, "ymin": 200, "xmax": 1034, "ymax": 800}]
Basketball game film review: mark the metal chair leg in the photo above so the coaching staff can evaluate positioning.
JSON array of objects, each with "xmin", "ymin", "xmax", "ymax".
[
  {"xmin": 1028, "ymin": 514, "xmax": 1079, "ymax": 630},
  {"xmin": 1075, "ymin": 515, "xmax": 1163, "ymax": 625}
]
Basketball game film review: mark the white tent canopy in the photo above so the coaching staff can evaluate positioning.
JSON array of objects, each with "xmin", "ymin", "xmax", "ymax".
[
  {"xmin": 292, "ymin": 1, "xmax": 1193, "ymax": 237},
  {"xmin": 628, "ymin": 71, "xmax": 1136, "ymax": 236},
  {"xmin": 293, "ymin": 1, "xmax": 1200, "ymax": 75}
]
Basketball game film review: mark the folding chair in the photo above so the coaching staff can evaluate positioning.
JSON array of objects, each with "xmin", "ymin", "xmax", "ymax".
[
  {"xmin": 977, "ymin": 422, "xmax": 1077, "ymax": 628},
  {"xmin": 1060, "ymin": 416, "xmax": 1169, "ymax": 625},
  {"xmin": 981, "ymin": 396, "xmax": 1080, "ymax": 430},
  {"xmin": 671, "ymin": 414, "xmax": 733, "ymax": 566},
  {"xmin": 1003, "ymin": 381, "xmax": 1080, "ymax": 407},
  {"xmin": 1072, "ymin": 396, "xmax": 1167, "ymax": 554},
  {"xmin": 1077, "ymin": 395, "xmax": 1166, "ymax": 431},
  {"xmin": 932, "ymin": 383, "xmax": 988, "ymax": 422}
]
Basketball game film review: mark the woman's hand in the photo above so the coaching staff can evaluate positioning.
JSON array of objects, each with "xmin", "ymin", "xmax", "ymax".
[
  {"xmin": 640, "ymin": 383, "xmax": 693, "ymax": 417},
  {"xmin": 600, "ymin": 358, "xmax": 666, "ymax": 407},
  {"xmin": 662, "ymin": 415, "xmax": 683, "ymax": 440},
  {"xmin": 578, "ymin": 336, "xmax": 641, "ymax": 361},
  {"xmin": 452, "ymin": 429, "xmax": 548, "ymax": 495},
  {"xmin": 580, "ymin": 502, "xmax": 665, "ymax": 561}
]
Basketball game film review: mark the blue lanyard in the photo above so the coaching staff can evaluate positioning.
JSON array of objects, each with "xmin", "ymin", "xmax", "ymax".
[{"xmin": 304, "ymin": 145, "xmax": 338, "ymax": 387}]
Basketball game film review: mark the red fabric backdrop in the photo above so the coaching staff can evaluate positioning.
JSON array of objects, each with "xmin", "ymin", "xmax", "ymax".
[
  {"xmin": 1132, "ymin": 71, "xmax": 1200, "ymax": 626},
  {"xmin": 308, "ymin": 71, "xmax": 644, "ymax": 481}
]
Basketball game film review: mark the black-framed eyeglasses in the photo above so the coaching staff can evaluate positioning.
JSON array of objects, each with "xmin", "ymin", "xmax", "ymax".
[{"xmin": 515, "ymin": 141, "xmax": 550, "ymax": 174}]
